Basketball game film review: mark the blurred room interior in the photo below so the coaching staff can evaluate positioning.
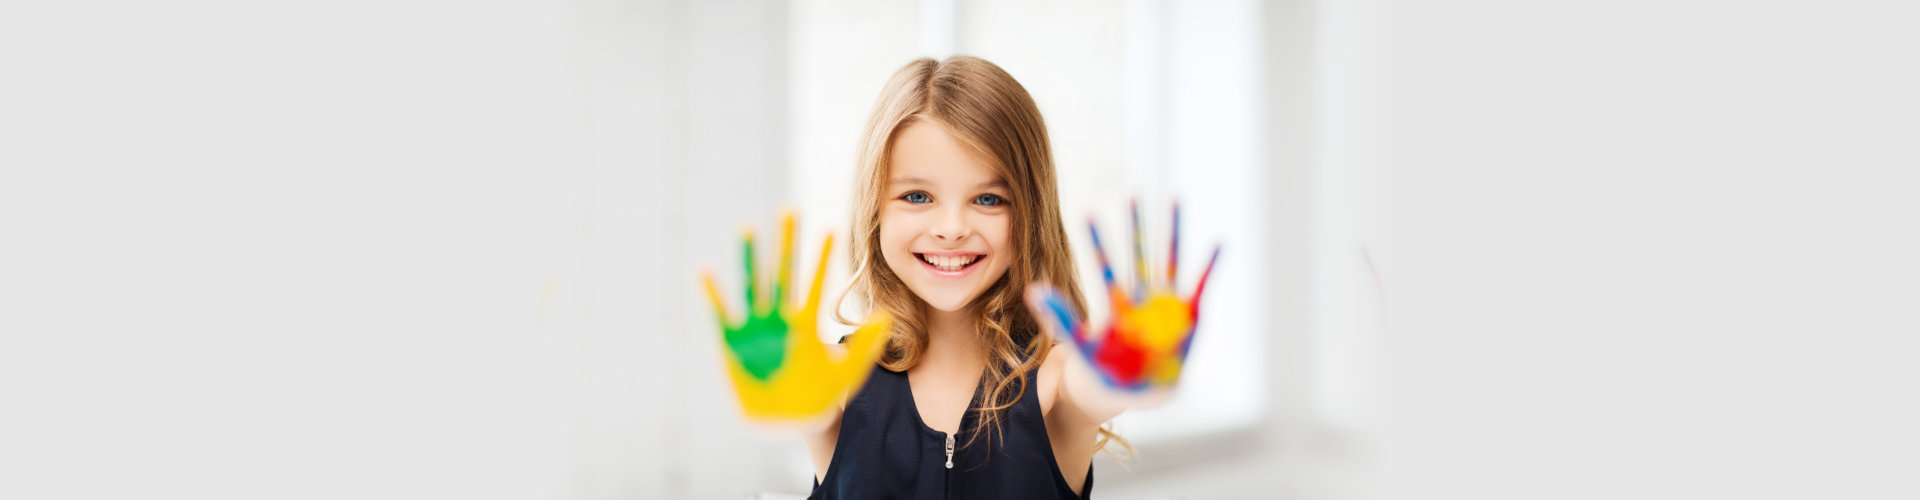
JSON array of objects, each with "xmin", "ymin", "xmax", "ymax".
[{"xmin": 3, "ymin": 0, "xmax": 1915, "ymax": 499}]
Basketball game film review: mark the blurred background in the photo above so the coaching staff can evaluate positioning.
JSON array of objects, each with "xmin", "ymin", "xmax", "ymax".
[{"xmin": 2, "ymin": 0, "xmax": 1915, "ymax": 499}]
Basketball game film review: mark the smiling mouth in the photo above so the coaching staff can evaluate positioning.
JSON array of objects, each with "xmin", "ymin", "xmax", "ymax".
[{"xmin": 915, "ymin": 253, "xmax": 984, "ymax": 273}]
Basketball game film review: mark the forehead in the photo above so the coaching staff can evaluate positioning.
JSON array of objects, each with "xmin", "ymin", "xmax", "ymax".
[{"xmin": 888, "ymin": 120, "xmax": 1005, "ymax": 189}]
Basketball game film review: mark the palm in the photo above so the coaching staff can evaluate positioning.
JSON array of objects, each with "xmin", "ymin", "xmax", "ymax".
[
  {"xmin": 702, "ymin": 213, "xmax": 892, "ymax": 422},
  {"xmin": 1027, "ymin": 201, "xmax": 1220, "ymax": 392}
]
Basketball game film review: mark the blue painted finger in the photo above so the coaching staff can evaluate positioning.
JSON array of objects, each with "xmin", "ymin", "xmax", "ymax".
[
  {"xmin": 1025, "ymin": 282, "xmax": 1094, "ymax": 356},
  {"xmin": 1129, "ymin": 199, "xmax": 1148, "ymax": 302},
  {"xmin": 1088, "ymin": 219, "xmax": 1119, "ymax": 296}
]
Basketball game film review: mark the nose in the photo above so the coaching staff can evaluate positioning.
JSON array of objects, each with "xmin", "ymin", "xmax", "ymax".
[{"xmin": 930, "ymin": 205, "xmax": 972, "ymax": 242}]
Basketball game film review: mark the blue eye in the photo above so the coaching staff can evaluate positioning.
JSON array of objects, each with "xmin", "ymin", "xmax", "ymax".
[
  {"xmin": 974, "ymin": 194, "xmax": 1005, "ymax": 206},
  {"xmin": 903, "ymin": 191, "xmax": 931, "ymax": 204}
]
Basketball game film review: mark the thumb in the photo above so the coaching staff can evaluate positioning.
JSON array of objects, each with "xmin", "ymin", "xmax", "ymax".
[
  {"xmin": 1024, "ymin": 282, "xmax": 1091, "ymax": 352},
  {"xmin": 837, "ymin": 310, "xmax": 892, "ymax": 374}
]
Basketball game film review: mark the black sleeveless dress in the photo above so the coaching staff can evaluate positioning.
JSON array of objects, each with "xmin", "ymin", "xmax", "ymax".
[{"xmin": 809, "ymin": 362, "xmax": 1092, "ymax": 499}]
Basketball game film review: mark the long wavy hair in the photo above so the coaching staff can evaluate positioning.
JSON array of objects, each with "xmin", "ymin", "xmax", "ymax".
[{"xmin": 834, "ymin": 56, "xmax": 1127, "ymax": 456}]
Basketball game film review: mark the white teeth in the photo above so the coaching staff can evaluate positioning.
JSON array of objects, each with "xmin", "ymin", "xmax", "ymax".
[{"xmin": 922, "ymin": 254, "xmax": 978, "ymax": 271}]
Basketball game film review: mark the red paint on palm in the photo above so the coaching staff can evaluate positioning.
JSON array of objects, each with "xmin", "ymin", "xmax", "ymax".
[{"xmin": 1092, "ymin": 323, "xmax": 1149, "ymax": 386}]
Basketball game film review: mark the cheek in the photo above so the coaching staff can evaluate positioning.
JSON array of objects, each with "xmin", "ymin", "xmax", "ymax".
[
  {"xmin": 983, "ymin": 215, "xmax": 1011, "ymax": 250},
  {"xmin": 877, "ymin": 212, "xmax": 913, "ymax": 268},
  {"xmin": 984, "ymin": 216, "xmax": 1014, "ymax": 272}
]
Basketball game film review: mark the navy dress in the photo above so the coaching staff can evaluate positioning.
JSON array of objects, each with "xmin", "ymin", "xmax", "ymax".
[{"xmin": 809, "ymin": 362, "xmax": 1092, "ymax": 499}]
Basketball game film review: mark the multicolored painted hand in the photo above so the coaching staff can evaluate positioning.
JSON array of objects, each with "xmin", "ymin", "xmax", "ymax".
[
  {"xmin": 1026, "ymin": 201, "xmax": 1220, "ymax": 394},
  {"xmin": 701, "ymin": 213, "xmax": 892, "ymax": 423}
]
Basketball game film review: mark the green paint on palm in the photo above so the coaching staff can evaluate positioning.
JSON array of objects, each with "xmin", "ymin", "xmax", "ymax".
[
  {"xmin": 720, "ymin": 224, "xmax": 797, "ymax": 382},
  {"xmin": 726, "ymin": 312, "xmax": 789, "ymax": 381}
]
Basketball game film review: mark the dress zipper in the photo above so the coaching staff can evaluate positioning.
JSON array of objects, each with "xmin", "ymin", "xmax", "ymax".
[{"xmin": 943, "ymin": 432, "xmax": 955, "ymax": 469}]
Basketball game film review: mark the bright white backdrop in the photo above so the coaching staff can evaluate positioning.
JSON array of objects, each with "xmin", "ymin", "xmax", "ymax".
[{"xmin": 7, "ymin": 0, "xmax": 1917, "ymax": 499}]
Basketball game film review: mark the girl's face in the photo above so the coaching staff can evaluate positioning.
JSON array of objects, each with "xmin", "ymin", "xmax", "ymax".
[{"xmin": 879, "ymin": 120, "xmax": 1015, "ymax": 313}]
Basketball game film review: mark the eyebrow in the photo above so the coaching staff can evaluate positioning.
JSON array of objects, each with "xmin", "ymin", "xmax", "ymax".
[{"xmin": 890, "ymin": 177, "xmax": 1009, "ymax": 190}]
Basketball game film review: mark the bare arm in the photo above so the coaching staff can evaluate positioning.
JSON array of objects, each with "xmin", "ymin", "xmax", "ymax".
[
  {"xmin": 801, "ymin": 344, "xmax": 853, "ymax": 483},
  {"xmin": 1030, "ymin": 200, "xmax": 1224, "ymax": 493},
  {"xmin": 1038, "ymin": 346, "xmax": 1107, "ymax": 495}
]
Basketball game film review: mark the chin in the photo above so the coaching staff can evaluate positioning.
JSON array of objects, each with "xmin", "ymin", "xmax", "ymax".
[{"xmin": 916, "ymin": 291, "xmax": 980, "ymax": 313}]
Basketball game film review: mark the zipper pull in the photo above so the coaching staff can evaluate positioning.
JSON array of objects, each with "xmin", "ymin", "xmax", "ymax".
[{"xmin": 944, "ymin": 432, "xmax": 955, "ymax": 469}]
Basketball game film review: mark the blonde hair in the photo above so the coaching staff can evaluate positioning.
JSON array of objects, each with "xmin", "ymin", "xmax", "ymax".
[{"xmin": 834, "ymin": 56, "xmax": 1129, "ymax": 457}]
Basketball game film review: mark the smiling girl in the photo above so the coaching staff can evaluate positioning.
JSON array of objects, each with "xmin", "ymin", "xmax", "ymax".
[
  {"xmin": 802, "ymin": 55, "xmax": 1117, "ymax": 499},
  {"xmin": 708, "ymin": 55, "xmax": 1212, "ymax": 499}
]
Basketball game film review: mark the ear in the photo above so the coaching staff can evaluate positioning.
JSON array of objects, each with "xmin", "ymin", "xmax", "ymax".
[{"xmin": 1024, "ymin": 282, "xmax": 1091, "ymax": 352}]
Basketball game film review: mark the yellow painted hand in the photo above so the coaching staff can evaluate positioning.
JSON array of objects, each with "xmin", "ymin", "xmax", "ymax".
[
  {"xmin": 701, "ymin": 213, "xmax": 892, "ymax": 422},
  {"xmin": 1026, "ymin": 201, "xmax": 1220, "ymax": 393}
]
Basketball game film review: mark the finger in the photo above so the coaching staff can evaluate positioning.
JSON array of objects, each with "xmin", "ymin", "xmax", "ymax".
[
  {"xmin": 1168, "ymin": 201, "xmax": 1180, "ymax": 289},
  {"xmin": 1087, "ymin": 219, "xmax": 1128, "ymax": 310},
  {"xmin": 1189, "ymin": 245, "xmax": 1223, "ymax": 310},
  {"xmin": 803, "ymin": 234, "xmax": 834, "ymax": 313},
  {"xmin": 1177, "ymin": 323, "xmax": 1200, "ymax": 360},
  {"xmin": 1024, "ymin": 282, "xmax": 1091, "ymax": 353},
  {"xmin": 742, "ymin": 230, "xmax": 759, "ymax": 315},
  {"xmin": 1129, "ymin": 199, "xmax": 1148, "ymax": 301},
  {"xmin": 773, "ymin": 213, "xmax": 796, "ymax": 309},
  {"xmin": 840, "ymin": 310, "xmax": 893, "ymax": 368},
  {"xmin": 827, "ymin": 311, "xmax": 893, "ymax": 404},
  {"xmin": 701, "ymin": 271, "xmax": 732, "ymax": 330}
]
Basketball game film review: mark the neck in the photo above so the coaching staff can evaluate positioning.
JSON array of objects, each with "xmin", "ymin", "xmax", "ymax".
[{"xmin": 919, "ymin": 302, "xmax": 985, "ymax": 375}]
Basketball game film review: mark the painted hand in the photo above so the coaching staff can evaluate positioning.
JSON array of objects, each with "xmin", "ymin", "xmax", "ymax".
[
  {"xmin": 1025, "ymin": 201, "xmax": 1220, "ymax": 397},
  {"xmin": 701, "ymin": 213, "xmax": 892, "ymax": 423}
]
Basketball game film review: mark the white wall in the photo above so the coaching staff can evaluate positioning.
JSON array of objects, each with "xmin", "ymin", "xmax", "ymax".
[
  {"xmin": 2, "ymin": 0, "xmax": 578, "ymax": 497},
  {"xmin": 1373, "ymin": 0, "xmax": 1920, "ymax": 498},
  {"xmin": 1, "ymin": 0, "xmax": 802, "ymax": 498}
]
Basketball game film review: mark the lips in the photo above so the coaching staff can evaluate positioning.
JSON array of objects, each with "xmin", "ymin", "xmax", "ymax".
[{"xmin": 914, "ymin": 252, "xmax": 985, "ymax": 276}]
